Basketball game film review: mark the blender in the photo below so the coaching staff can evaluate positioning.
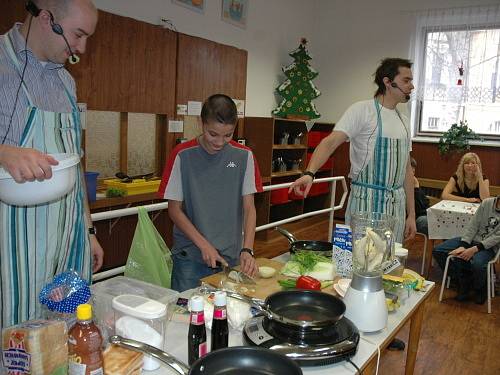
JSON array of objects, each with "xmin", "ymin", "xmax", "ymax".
[{"xmin": 343, "ymin": 212, "xmax": 394, "ymax": 332}]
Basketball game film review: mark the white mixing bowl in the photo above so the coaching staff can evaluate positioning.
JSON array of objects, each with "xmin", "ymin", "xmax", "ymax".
[{"xmin": 0, "ymin": 153, "xmax": 80, "ymax": 206}]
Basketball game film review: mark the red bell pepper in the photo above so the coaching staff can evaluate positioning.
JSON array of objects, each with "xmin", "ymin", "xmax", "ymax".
[{"xmin": 296, "ymin": 275, "xmax": 321, "ymax": 290}]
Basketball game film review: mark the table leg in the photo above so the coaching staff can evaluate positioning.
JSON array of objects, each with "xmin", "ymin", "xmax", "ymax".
[
  {"xmin": 424, "ymin": 239, "xmax": 434, "ymax": 279},
  {"xmin": 405, "ymin": 302, "xmax": 425, "ymax": 375},
  {"xmin": 362, "ymin": 357, "xmax": 377, "ymax": 375}
]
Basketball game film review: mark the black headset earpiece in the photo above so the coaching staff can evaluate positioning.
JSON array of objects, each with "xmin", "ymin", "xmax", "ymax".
[
  {"xmin": 48, "ymin": 12, "xmax": 64, "ymax": 36},
  {"xmin": 390, "ymin": 82, "xmax": 398, "ymax": 88},
  {"xmin": 25, "ymin": 0, "xmax": 41, "ymax": 17}
]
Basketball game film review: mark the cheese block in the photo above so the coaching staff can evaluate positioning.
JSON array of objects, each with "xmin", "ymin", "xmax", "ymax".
[{"xmin": 103, "ymin": 344, "xmax": 143, "ymax": 375}]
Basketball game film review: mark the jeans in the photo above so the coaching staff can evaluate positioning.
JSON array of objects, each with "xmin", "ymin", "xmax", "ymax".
[
  {"xmin": 415, "ymin": 215, "xmax": 428, "ymax": 236},
  {"xmin": 433, "ymin": 237, "xmax": 495, "ymax": 291},
  {"xmin": 171, "ymin": 250, "xmax": 237, "ymax": 292}
]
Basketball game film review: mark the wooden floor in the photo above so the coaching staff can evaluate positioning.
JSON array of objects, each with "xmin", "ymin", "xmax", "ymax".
[{"xmin": 254, "ymin": 214, "xmax": 500, "ymax": 375}]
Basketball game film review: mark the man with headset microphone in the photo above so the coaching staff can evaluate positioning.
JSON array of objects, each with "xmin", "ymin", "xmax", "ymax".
[
  {"xmin": 290, "ymin": 57, "xmax": 416, "ymax": 243},
  {"xmin": 0, "ymin": 0, "xmax": 103, "ymax": 339},
  {"xmin": 290, "ymin": 58, "xmax": 416, "ymax": 350}
]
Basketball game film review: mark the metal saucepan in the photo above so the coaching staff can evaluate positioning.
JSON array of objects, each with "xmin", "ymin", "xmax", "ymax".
[
  {"xmin": 110, "ymin": 336, "xmax": 303, "ymax": 375},
  {"xmin": 202, "ymin": 287, "xmax": 346, "ymax": 329},
  {"xmin": 276, "ymin": 227, "xmax": 333, "ymax": 257}
]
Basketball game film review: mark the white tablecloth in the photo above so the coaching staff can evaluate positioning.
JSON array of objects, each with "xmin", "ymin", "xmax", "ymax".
[{"xmin": 427, "ymin": 200, "xmax": 479, "ymax": 240}]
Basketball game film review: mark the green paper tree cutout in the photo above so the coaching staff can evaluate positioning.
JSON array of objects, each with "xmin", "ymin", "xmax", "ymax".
[{"xmin": 272, "ymin": 38, "xmax": 321, "ymax": 119}]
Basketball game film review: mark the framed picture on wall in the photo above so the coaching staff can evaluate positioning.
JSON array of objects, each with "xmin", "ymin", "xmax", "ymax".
[
  {"xmin": 172, "ymin": 0, "xmax": 204, "ymax": 14},
  {"xmin": 221, "ymin": 0, "xmax": 248, "ymax": 28}
]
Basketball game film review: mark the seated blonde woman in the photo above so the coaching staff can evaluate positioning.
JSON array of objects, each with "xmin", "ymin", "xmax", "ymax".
[{"xmin": 441, "ymin": 152, "xmax": 490, "ymax": 203}]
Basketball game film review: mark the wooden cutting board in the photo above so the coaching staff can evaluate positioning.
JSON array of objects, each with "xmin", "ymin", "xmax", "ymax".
[{"xmin": 200, "ymin": 258, "xmax": 339, "ymax": 300}]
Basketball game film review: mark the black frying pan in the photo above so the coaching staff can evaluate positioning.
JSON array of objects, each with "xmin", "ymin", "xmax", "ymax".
[
  {"xmin": 275, "ymin": 227, "xmax": 333, "ymax": 256},
  {"xmin": 225, "ymin": 289, "xmax": 346, "ymax": 329},
  {"xmin": 110, "ymin": 336, "xmax": 303, "ymax": 375}
]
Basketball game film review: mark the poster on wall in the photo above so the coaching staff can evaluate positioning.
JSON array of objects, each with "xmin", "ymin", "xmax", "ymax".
[
  {"xmin": 221, "ymin": 0, "xmax": 248, "ymax": 28},
  {"xmin": 172, "ymin": 0, "xmax": 204, "ymax": 13}
]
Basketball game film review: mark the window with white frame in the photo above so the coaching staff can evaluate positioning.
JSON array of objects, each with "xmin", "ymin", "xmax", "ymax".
[{"xmin": 411, "ymin": 5, "xmax": 500, "ymax": 140}]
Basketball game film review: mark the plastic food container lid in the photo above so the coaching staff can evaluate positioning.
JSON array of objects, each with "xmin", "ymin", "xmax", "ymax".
[
  {"xmin": 395, "ymin": 248, "xmax": 409, "ymax": 257},
  {"xmin": 112, "ymin": 294, "xmax": 167, "ymax": 319},
  {"xmin": 214, "ymin": 291, "xmax": 227, "ymax": 307},
  {"xmin": 190, "ymin": 296, "xmax": 204, "ymax": 312}
]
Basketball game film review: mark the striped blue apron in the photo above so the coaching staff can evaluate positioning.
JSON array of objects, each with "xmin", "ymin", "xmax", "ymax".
[
  {"xmin": 346, "ymin": 99, "xmax": 409, "ymax": 242},
  {"xmin": 0, "ymin": 31, "xmax": 91, "ymax": 332}
]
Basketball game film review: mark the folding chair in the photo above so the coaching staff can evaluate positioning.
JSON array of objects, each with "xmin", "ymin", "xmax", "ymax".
[{"xmin": 439, "ymin": 252, "xmax": 500, "ymax": 313}]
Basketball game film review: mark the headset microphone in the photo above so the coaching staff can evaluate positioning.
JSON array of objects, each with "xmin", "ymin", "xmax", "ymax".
[{"xmin": 390, "ymin": 82, "xmax": 410, "ymax": 100}]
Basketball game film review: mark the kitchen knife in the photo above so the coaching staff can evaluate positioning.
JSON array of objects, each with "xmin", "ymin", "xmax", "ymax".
[{"xmin": 216, "ymin": 262, "xmax": 256, "ymax": 285}]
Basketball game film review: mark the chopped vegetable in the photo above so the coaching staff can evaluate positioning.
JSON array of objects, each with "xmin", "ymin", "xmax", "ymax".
[
  {"xmin": 280, "ymin": 261, "xmax": 302, "ymax": 277},
  {"xmin": 280, "ymin": 251, "xmax": 336, "ymax": 281},
  {"xmin": 291, "ymin": 251, "xmax": 331, "ymax": 274},
  {"xmin": 305, "ymin": 262, "xmax": 335, "ymax": 281},
  {"xmin": 258, "ymin": 266, "xmax": 276, "ymax": 278},
  {"xmin": 278, "ymin": 279, "xmax": 297, "ymax": 289},
  {"xmin": 320, "ymin": 280, "xmax": 334, "ymax": 289},
  {"xmin": 296, "ymin": 276, "xmax": 321, "ymax": 290}
]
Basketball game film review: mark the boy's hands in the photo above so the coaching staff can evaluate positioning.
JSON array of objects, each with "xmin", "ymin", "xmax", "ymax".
[
  {"xmin": 239, "ymin": 252, "xmax": 257, "ymax": 277},
  {"xmin": 201, "ymin": 244, "xmax": 227, "ymax": 268}
]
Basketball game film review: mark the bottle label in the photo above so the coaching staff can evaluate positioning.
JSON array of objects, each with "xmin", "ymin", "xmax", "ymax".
[
  {"xmin": 213, "ymin": 308, "xmax": 227, "ymax": 319},
  {"xmin": 190, "ymin": 312, "xmax": 205, "ymax": 325},
  {"xmin": 198, "ymin": 342, "xmax": 207, "ymax": 358},
  {"xmin": 3, "ymin": 331, "xmax": 31, "ymax": 374}
]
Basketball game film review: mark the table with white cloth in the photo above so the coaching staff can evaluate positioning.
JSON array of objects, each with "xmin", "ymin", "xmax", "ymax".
[
  {"xmin": 424, "ymin": 200, "xmax": 479, "ymax": 276},
  {"xmin": 147, "ymin": 258, "xmax": 435, "ymax": 375}
]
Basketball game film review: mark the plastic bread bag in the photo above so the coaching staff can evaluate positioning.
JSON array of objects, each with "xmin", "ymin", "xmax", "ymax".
[
  {"xmin": 124, "ymin": 207, "xmax": 173, "ymax": 289},
  {"xmin": 39, "ymin": 270, "xmax": 91, "ymax": 328}
]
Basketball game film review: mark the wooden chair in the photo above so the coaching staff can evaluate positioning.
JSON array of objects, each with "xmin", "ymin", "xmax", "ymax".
[{"xmin": 439, "ymin": 251, "xmax": 500, "ymax": 313}]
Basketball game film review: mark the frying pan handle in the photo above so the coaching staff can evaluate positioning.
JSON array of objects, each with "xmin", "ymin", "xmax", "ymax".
[
  {"xmin": 109, "ymin": 335, "xmax": 190, "ymax": 375},
  {"xmin": 275, "ymin": 227, "xmax": 297, "ymax": 244},
  {"xmin": 222, "ymin": 291, "xmax": 274, "ymax": 319},
  {"xmin": 198, "ymin": 286, "xmax": 274, "ymax": 320}
]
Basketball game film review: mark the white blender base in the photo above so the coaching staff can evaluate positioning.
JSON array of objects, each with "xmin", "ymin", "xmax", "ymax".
[{"xmin": 343, "ymin": 286, "xmax": 387, "ymax": 332}]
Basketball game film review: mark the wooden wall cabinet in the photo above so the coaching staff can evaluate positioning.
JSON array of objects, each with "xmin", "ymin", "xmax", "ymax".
[{"xmin": 244, "ymin": 117, "xmax": 335, "ymax": 233}]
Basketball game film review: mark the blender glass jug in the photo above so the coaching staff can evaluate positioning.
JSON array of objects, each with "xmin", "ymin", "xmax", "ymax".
[{"xmin": 350, "ymin": 212, "xmax": 395, "ymax": 277}]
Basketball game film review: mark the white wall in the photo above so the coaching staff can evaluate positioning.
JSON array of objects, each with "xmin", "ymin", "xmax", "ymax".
[
  {"xmin": 93, "ymin": 0, "xmax": 318, "ymax": 117},
  {"xmin": 93, "ymin": 0, "xmax": 495, "ymax": 121}
]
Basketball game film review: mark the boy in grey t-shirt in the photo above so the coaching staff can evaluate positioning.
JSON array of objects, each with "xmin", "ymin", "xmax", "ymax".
[{"xmin": 158, "ymin": 94, "xmax": 263, "ymax": 291}]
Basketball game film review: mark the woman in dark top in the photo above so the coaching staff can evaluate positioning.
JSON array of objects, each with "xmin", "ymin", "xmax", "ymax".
[{"xmin": 442, "ymin": 152, "xmax": 490, "ymax": 203}]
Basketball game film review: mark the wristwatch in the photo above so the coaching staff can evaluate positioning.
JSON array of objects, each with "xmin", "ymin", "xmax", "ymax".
[
  {"xmin": 88, "ymin": 226, "xmax": 97, "ymax": 235},
  {"xmin": 302, "ymin": 171, "xmax": 315, "ymax": 180},
  {"xmin": 240, "ymin": 248, "xmax": 254, "ymax": 257}
]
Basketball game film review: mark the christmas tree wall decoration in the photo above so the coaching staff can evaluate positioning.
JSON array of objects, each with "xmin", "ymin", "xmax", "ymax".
[{"xmin": 272, "ymin": 38, "xmax": 321, "ymax": 120}]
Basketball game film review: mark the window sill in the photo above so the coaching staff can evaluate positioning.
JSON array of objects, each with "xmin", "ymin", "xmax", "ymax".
[{"xmin": 412, "ymin": 136, "xmax": 500, "ymax": 148}]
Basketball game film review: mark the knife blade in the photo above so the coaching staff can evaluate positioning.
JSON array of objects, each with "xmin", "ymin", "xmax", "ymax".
[{"xmin": 217, "ymin": 262, "xmax": 256, "ymax": 285}]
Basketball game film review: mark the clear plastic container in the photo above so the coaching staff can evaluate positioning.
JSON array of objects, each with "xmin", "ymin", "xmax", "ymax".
[
  {"xmin": 90, "ymin": 276, "xmax": 178, "ymax": 346},
  {"xmin": 112, "ymin": 294, "xmax": 168, "ymax": 371},
  {"xmin": 395, "ymin": 248, "xmax": 409, "ymax": 271}
]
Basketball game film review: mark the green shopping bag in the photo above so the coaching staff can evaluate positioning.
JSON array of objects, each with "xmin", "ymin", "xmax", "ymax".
[{"xmin": 124, "ymin": 207, "xmax": 173, "ymax": 288}]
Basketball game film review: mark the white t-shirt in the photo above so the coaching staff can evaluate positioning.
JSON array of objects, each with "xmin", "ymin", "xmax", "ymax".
[{"xmin": 335, "ymin": 99, "xmax": 412, "ymax": 179}]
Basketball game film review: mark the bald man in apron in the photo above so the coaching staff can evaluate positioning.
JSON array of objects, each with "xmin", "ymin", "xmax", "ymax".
[{"xmin": 0, "ymin": 0, "xmax": 104, "ymax": 343}]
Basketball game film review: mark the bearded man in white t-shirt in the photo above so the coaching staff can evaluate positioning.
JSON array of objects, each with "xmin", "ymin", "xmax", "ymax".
[{"xmin": 290, "ymin": 58, "xmax": 416, "ymax": 243}]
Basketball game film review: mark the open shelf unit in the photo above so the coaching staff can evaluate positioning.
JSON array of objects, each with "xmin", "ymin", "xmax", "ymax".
[{"xmin": 244, "ymin": 117, "xmax": 335, "ymax": 235}]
